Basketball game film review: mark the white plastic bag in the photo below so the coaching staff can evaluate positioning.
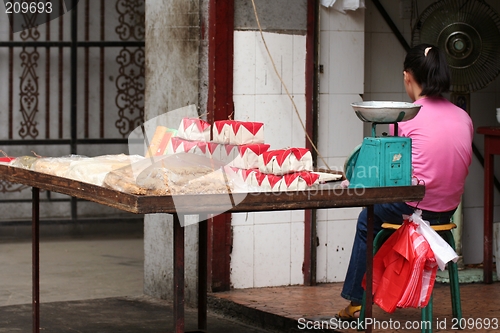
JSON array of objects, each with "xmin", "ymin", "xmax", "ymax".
[{"xmin": 410, "ymin": 210, "xmax": 459, "ymax": 271}]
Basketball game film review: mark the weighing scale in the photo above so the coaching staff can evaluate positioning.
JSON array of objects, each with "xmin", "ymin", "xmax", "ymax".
[{"xmin": 345, "ymin": 101, "xmax": 422, "ymax": 188}]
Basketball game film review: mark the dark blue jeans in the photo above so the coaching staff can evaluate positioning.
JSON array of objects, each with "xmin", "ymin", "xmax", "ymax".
[{"xmin": 340, "ymin": 202, "xmax": 456, "ymax": 304}]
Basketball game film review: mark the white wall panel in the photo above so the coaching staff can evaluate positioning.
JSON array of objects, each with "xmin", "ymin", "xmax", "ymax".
[
  {"xmin": 326, "ymin": 219, "xmax": 357, "ymax": 282},
  {"xmin": 233, "ymin": 31, "xmax": 256, "ymax": 95},
  {"xmin": 253, "ymin": 223, "xmax": 291, "ymax": 287},
  {"xmin": 329, "ymin": 31, "xmax": 364, "ymax": 94},
  {"xmin": 315, "ymin": 6, "xmax": 365, "ymax": 284},
  {"xmin": 230, "ymin": 225, "xmax": 255, "ymax": 288},
  {"xmin": 231, "ymin": 31, "xmax": 307, "ymax": 288}
]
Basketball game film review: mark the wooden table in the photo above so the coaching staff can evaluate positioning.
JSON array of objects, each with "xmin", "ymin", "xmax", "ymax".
[
  {"xmin": 477, "ymin": 126, "xmax": 500, "ymax": 284},
  {"xmin": 0, "ymin": 164, "xmax": 424, "ymax": 333}
]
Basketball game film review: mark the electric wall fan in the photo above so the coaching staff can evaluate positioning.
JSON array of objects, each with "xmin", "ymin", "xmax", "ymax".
[{"xmin": 412, "ymin": 0, "xmax": 500, "ymax": 109}]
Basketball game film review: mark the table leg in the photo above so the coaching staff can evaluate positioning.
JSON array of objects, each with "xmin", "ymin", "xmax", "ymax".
[
  {"xmin": 484, "ymin": 148, "xmax": 494, "ymax": 284},
  {"xmin": 198, "ymin": 216, "xmax": 208, "ymax": 331},
  {"xmin": 32, "ymin": 187, "xmax": 40, "ymax": 333},
  {"xmin": 365, "ymin": 205, "xmax": 374, "ymax": 333},
  {"xmin": 173, "ymin": 214, "xmax": 185, "ymax": 333}
]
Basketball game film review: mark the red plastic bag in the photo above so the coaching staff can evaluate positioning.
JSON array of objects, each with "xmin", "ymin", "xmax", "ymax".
[
  {"xmin": 397, "ymin": 226, "xmax": 437, "ymax": 309},
  {"xmin": 362, "ymin": 219, "xmax": 437, "ymax": 313}
]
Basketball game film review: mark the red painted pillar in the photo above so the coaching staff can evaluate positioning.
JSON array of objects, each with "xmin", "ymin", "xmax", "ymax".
[
  {"xmin": 206, "ymin": 0, "xmax": 234, "ymax": 292},
  {"xmin": 303, "ymin": 0, "xmax": 319, "ymax": 286}
]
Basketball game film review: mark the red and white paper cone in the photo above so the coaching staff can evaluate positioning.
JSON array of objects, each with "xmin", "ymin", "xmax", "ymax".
[
  {"xmin": 177, "ymin": 117, "xmax": 211, "ymax": 142},
  {"xmin": 258, "ymin": 148, "xmax": 313, "ymax": 175},
  {"xmin": 230, "ymin": 121, "xmax": 264, "ymax": 145},
  {"xmin": 219, "ymin": 144, "xmax": 238, "ymax": 166},
  {"xmin": 166, "ymin": 137, "xmax": 200, "ymax": 155},
  {"xmin": 232, "ymin": 144, "xmax": 270, "ymax": 169},
  {"xmin": 212, "ymin": 120, "xmax": 234, "ymax": 144},
  {"xmin": 205, "ymin": 142, "xmax": 220, "ymax": 160},
  {"xmin": 282, "ymin": 171, "xmax": 320, "ymax": 191},
  {"xmin": 213, "ymin": 120, "xmax": 265, "ymax": 145}
]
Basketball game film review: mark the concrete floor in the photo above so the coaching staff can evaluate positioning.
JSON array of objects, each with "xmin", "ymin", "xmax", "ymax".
[
  {"xmin": 0, "ymin": 236, "xmax": 145, "ymax": 306},
  {"xmin": 0, "ymin": 234, "xmax": 273, "ymax": 333}
]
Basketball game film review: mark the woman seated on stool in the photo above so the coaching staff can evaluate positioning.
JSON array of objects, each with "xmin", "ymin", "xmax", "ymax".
[{"xmin": 336, "ymin": 43, "xmax": 473, "ymax": 320}]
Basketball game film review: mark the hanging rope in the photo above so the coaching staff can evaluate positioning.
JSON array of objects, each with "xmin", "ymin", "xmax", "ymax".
[{"xmin": 250, "ymin": 0, "xmax": 331, "ymax": 171}]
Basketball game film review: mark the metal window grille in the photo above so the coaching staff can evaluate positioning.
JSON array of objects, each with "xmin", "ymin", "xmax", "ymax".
[{"xmin": 0, "ymin": 0, "xmax": 145, "ymax": 224}]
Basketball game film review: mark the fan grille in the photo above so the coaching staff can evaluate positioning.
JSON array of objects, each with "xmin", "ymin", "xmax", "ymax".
[{"xmin": 412, "ymin": 0, "xmax": 500, "ymax": 93}]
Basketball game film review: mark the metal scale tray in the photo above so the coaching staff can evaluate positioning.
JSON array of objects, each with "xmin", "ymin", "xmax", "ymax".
[{"xmin": 346, "ymin": 101, "xmax": 422, "ymax": 188}]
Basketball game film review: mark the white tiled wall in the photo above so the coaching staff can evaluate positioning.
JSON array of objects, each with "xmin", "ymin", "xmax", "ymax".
[
  {"xmin": 316, "ymin": 208, "xmax": 360, "ymax": 282},
  {"xmin": 233, "ymin": 31, "xmax": 307, "ymax": 150},
  {"xmin": 231, "ymin": 31, "xmax": 308, "ymax": 288},
  {"xmin": 230, "ymin": 211, "xmax": 306, "ymax": 288},
  {"xmin": 315, "ymin": 7, "xmax": 365, "ymax": 283}
]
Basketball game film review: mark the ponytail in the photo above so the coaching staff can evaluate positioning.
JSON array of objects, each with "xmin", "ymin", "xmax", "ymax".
[{"xmin": 404, "ymin": 44, "xmax": 451, "ymax": 97}]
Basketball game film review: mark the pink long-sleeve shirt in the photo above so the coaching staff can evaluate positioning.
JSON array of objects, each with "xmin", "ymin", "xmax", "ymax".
[{"xmin": 390, "ymin": 96, "xmax": 473, "ymax": 212}]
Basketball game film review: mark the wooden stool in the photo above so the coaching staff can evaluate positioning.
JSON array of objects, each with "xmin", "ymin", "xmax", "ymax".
[{"xmin": 360, "ymin": 222, "xmax": 462, "ymax": 333}]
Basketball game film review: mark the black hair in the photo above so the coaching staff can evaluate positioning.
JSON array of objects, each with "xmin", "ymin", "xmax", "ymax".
[{"xmin": 404, "ymin": 44, "xmax": 451, "ymax": 97}]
